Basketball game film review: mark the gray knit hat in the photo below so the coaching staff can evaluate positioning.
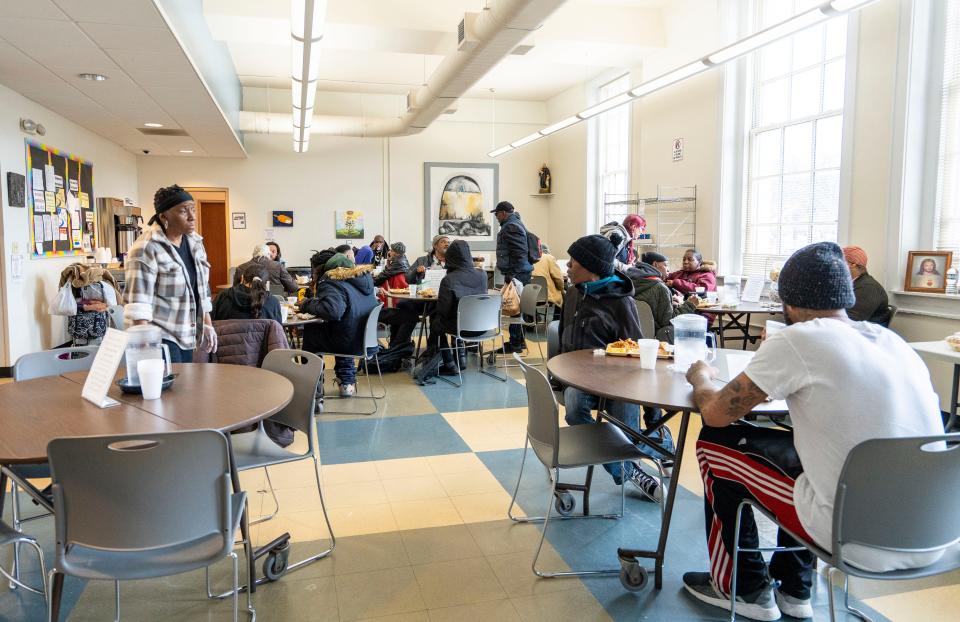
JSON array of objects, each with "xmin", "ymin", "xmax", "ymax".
[
  {"xmin": 778, "ymin": 242, "xmax": 855, "ymax": 310},
  {"xmin": 390, "ymin": 241, "xmax": 406, "ymax": 255}
]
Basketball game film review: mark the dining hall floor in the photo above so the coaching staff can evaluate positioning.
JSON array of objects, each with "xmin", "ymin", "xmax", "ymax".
[{"xmin": 2, "ymin": 341, "xmax": 958, "ymax": 621}]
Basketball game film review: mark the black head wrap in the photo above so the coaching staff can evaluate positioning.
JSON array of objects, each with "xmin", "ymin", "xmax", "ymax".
[{"xmin": 149, "ymin": 185, "xmax": 194, "ymax": 226}]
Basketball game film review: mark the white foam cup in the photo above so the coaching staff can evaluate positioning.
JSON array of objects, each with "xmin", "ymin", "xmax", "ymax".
[
  {"xmin": 638, "ymin": 339, "xmax": 659, "ymax": 370},
  {"xmin": 137, "ymin": 359, "xmax": 165, "ymax": 400}
]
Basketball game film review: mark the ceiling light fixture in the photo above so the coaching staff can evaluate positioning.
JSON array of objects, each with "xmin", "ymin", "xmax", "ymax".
[
  {"xmin": 291, "ymin": 0, "xmax": 326, "ymax": 153},
  {"xmin": 178, "ymin": 149, "xmax": 193, "ymax": 154},
  {"xmin": 78, "ymin": 73, "xmax": 109, "ymax": 81},
  {"xmin": 144, "ymin": 122, "xmax": 164, "ymax": 128},
  {"xmin": 488, "ymin": 0, "xmax": 877, "ymax": 157}
]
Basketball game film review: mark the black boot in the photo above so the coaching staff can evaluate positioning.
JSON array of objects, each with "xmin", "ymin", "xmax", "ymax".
[{"xmin": 439, "ymin": 348, "xmax": 459, "ymax": 376}]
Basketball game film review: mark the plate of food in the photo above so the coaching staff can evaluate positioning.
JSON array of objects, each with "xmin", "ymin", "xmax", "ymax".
[
  {"xmin": 418, "ymin": 288, "xmax": 437, "ymax": 298},
  {"xmin": 606, "ymin": 338, "xmax": 640, "ymax": 357},
  {"xmin": 946, "ymin": 333, "xmax": 960, "ymax": 352},
  {"xmin": 388, "ymin": 288, "xmax": 410, "ymax": 295},
  {"xmin": 696, "ymin": 301, "xmax": 720, "ymax": 310},
  {"xmin": 657, "ymin": 342, "xmax": 674, "ymax": 359}
]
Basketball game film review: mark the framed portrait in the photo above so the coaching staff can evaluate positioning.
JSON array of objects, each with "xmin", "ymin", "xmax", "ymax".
[
  {"xmin": 423, "ymin": 162, "xmax": 498, "ymax": 251},
  {"xmin": 904, "ymin": 251, "xmax": 952, "ymax": 293}
]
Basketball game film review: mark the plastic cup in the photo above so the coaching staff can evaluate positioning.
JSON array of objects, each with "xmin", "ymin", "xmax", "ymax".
[
  {"xmin": 638, "ymin": 339, "xmax": 659, "ymax": 370},
  {"xmin": 280, "ymin": 305, "xmax": 290, "ymax": 323},
  {"xmin": 765, "ymin": 320, "xmax": 786, "ymax": 338},
  {"xmin": 286, "ymin": 296, "xmax": 297, "ymax": 305},
  {"xmin": 137, "ymin": 359, "xmax": 165, "ymax": 400}
]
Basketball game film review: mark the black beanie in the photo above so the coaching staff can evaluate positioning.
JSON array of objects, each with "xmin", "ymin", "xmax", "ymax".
[
  {"xmin": 641, "ymin": 251, "xmax": 668, "ymax": 264},
  {"xmin": 778, "ymin": 242, "xmax": 855, "ymax": 310},
  {"xmin": 568, "ymin": 234, "xmax": 616, "ymax": 278}
]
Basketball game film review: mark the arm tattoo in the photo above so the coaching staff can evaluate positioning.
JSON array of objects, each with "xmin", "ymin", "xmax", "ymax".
[{"xmin": 696, "ymin": 373, "xmax": 769, "ymax": 426}]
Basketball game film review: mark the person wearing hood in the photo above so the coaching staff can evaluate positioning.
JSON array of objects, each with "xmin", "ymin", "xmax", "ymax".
[
  {"xmin": 374, "ymin": 242, "xmax": 410, "ymax": 287},
  {"xmin": 234, "ymin": 243, "xmax": 299, "ymax": 295},
  {"xmin": 600, "ymin": 214, "xmax": 646, "ymax": 270},
  {"xmin": 627, "ymin": 260, "xmax": 701, "ymax": 341},
  {"xmin": 407, "ymin": 235, "xmax": 450, "ymax": 284},
  {"xmin": 212, "ymin": 263, "xmax": 282, "ymax": 323},
  {"xmin": 300, "ymin": 253, "xmax": 378, "ymax": 397},
  {"xmin": 428, "ymin": 239, "xmax": 488, "ymax": 374},
  {"xmin": 559, "ymin": 235, "xmax": 663, "ymax": 503}
]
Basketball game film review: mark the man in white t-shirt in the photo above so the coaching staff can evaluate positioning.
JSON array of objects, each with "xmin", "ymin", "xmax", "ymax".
[{"xmin": 680, "ymin": 242, "xmax": 944, "ymax": 622}]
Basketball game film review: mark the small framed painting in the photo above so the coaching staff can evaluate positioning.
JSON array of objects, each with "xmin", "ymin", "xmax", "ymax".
[
  {"xmin": 335, "ymin": 210, "xmax": 364, "ymax": 239},
  {"xmin": 272, "ymin": 210, "xmax": 294, "ymax": 227},
  {"xmin": 904, "ymin": 251, "xmax": 952, "ymax": 293},
  {"xmin": 231, "ymin": 212, "xmax": 246, "ymax": 229}
]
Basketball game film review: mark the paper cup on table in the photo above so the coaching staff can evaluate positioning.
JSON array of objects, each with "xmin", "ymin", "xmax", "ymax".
[
  {"xmin": 286, "ymin": 296, "xmax": 297, "ymax": 305},
  {"xmin": 280, "ymin": 305, "xmax": 290, "ymax": 323},
  {"xmin": 638, "ymin": 339, "xmax": 659, "ymax": 370},
  {"xmin": 765, "ymin": 320, "xmax": 786, "ymax": 337},
  {"xmin": 137, "ymin": 359, "xmax": 165, "ymax": 400}
]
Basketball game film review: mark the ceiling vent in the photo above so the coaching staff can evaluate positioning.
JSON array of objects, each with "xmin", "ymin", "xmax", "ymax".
[
  {"xmin": 457, "ymin": 13, "xmax": 479, "ymax": 51},
  {"xmin": 137, "ymin": 128, "xmax": 190, "ymax": 137}
]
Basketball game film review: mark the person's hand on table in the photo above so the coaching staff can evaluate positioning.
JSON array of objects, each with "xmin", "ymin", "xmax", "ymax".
[
  {"xmin": 672, "ymin": 292, "xmax": 684, "ymax": 305},
  {"xmin": 685, "ymin": 360, "xmax": 718, "ymax": 387},
  {"xmin": 376, "ymin": 287, "xmax": 386, "ymax": 297},
  {"xmin": 416, "ymin": 265, "xmax": 426, "ymax": 274}
]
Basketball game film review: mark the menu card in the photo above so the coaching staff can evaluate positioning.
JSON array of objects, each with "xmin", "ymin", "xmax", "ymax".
[
  {"xmin": 81, "ymin": 328, "xmax": 128, "ymax": 408},
  {"xmin": 419, "ymin": 268, "xmax": 445, "ymax": 291},
  {"xmin": 740, "ymin": 276, "xmax": 765, "ymax": 303}
]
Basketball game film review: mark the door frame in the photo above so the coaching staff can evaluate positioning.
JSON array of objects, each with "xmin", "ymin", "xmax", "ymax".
[{"xmin": 184, "ymin": 187, "xmax": 230, "ymax": 287}]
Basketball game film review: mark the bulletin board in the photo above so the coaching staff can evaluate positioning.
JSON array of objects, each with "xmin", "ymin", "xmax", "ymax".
[{"xmin": 25, "ymin": 140, "xmax": 96, "ymax": 258}]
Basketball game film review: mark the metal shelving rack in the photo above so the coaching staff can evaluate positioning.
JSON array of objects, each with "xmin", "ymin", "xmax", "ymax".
[{"xmin": 602, "ymin": 185, "xmax": 697, "ymax": 261}]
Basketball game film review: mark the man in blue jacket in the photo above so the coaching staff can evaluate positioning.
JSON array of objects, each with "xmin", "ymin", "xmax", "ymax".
[{"xmin": 492, "ymin": 201, "xmax": 533, "ymax": 353}]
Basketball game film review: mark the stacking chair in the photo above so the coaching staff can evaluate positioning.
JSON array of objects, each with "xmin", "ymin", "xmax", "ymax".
[
  {"xmin": 529, "ymin": 275, "xmax": 552, "ymax": 325},
  {"xmin": 545, "ymin": 320, "xmax": 564, "ymax": 406},
  {"xmin": 635, "ymin": 300, "xmax": 656, "ymax": 340},
  {"xmin": 508, "ymin": 355, "xmax": 644, "ymax": 578},
  {"xmin": 0, "ymin": 519, "xmax": 46, "ymax": 610},
  {"xmin": 46, "ymin": 430, "xmax": 251, "ymax": 622},
  {"xmin": 884, "ymin": 304, "xmax": 898, "ymax": 328},
  {"xmin": 106, "ymin": 305, "xmax": 125, "ymax": 330},
  {"xmin": 728, "ymin": 433, "xmax": 960, "ymax": 621},
  {"xmin": 208, "ymin": 350, "xmax": 335, "ymax": 597},
  {"xmin": 437, "ymin": 294, "xmax": 507, "ymax": 387},
  {"xmin": 315, "ymin": 304, "xmax": 385, "ymax": 415},
  {"xmin": 502, "ymin": 283, "xmax": 545, "ymax": 365}
]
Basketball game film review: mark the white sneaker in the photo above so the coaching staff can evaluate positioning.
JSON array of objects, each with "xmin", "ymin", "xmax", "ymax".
[
  {"xmin": 683, "ymin": 572, "xmax": 781, "ymax": 621},
  {"xmin": 775, "ymin": 589, "xmax": 813, "ymax": 619},
  {"xmin": 335, "ymin": 380, "xmax": 356, "ymax": 397}
]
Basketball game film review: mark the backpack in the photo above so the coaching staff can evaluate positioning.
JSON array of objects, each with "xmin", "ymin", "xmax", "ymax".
[
  {"xmin": 369, "ymin": 341, "xmax": 414, "ymax": 374},
  {"xmin": 526, "ymin": 229, "xmax": 542, "ymax": 264}
]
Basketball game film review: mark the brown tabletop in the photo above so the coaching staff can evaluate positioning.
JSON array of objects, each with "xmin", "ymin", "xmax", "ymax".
[
  {"xmin": 283, "ymin": 316, "xmax": 323, "ymax": 328},
  {"xmin": 546, "ymin": 349, "xmax": 788, "ymax": 414},
  {"xmin": 382, "ymin": 291, "xmax": 439, "ymax": 302}
]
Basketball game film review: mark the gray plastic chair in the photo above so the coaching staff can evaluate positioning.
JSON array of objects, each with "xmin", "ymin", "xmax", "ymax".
[
  {"xmin": 545, "ymin": 320, "xmax": 564, "ymax": 407},
  {"xmin": 503, "ymin": 283, "xmax": 545, "ymax": 366},
  {"xmin": 0, "ymin": 519, "xmax": 46, "ymax": 607},
  {"xmin": 507, "ymin": 354, "xmax": 644, "ymax": 578},
  {"xmin": 315, "ymin": 303, "xmax": 385, "ymax": 415},
  {"xmin": 46, "ymin": 429, "xmax": 251, "ymax": 622},
  {"xmin": 884, "ymin": 304, "xmax": 898, "ymax": 327},
  {"xmin": 729, "ymin": 433, "xmax": 960, "ymax": 621},
  {"xmin": 635, "ymin": 300, "xmax": 655, "ymax": 340},
  {"xmin": 530, "ymin": 275, "xmax": 552, "ymax": 323},
  {"xmin": 438, "ymin": 294, "xmax": 507, "ymax": 387},
  {"xmin": 106, "ymin": 305, "xmax": 125, "ymax": 330}
]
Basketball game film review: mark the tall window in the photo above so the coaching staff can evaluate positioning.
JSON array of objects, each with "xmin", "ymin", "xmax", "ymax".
[
  {"xmin": 597, "ymin": 73, "xmax": 631, "ymax": 226},
  {"xmin": 934, "ymin": 0, "xmax": 960, "ymax": 255},
  {"xmin": 741, "ymin": 1, "xmax": 848, "ymax": 276}
]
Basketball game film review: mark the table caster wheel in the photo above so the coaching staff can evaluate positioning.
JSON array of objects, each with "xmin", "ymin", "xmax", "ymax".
[
  {"xmin": 263, "ymin": 544, "xmax": 290, "ymax": 582},
  {"xmin": 619, "ymin": 561, "xmax": 647, "ymax": 592},
  {"xmin": 554, "ymin": 491, "xmax": 575, "ymax": 516}
]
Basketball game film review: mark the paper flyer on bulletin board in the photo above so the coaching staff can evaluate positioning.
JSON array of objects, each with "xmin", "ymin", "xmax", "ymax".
[{"xmin": 25, "ymin": 140, "xmax": 96, "ymax": 258}]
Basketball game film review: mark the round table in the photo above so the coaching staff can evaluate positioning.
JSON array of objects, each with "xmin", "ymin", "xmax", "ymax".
[
  {"xmin": 546, "ymin": 349, "xmax": 788, "ymax": 590},
  {"xmin": 697, "ymin": 301, "xmax": 783, "ymax": 349},
  {"xmin": 382, "ymin": 291, "xmax": 440, "ymax": 358}
]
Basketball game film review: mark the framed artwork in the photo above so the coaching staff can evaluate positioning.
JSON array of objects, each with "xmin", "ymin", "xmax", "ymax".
[
  {"xmin": 231, "ymin": 212, "xmax": 246, "ymax": 229},
  {"xmin": 272, "ymin": 210, "xmax": 293, "ymax": 227},
  {"xmin": 423, "ymin": 162, "xmax": 498, "ymax": 251},
  {"xmin": 7, "ymin": 172, "xmax": 25, "ymax": 207},
  {"xmin": 335, "ymin": 210, "xmax": 364, "ymax": 239},
  {"xmin": 904, "ymin": 251, "xmax": 952, "ymax": 293}
]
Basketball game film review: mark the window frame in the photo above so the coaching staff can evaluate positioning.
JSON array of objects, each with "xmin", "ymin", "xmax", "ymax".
[{"xmin": 593, "ymin": 72, "xmax": 632, "ymax": 230}]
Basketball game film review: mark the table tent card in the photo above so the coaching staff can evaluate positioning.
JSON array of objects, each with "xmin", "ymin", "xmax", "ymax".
[
  {"xmin": 81, "ymin": 328, "xmax": 128, "ymax": 408},
  {"xmin": 740, "ymin": 276, "xmax": 765, "ymax": 303},
  {"xmin": 420, "ymin": 268, "xmax": 445, "ymax": 291}
]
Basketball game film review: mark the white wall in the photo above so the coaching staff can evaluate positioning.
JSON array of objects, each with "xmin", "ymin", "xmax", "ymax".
[{"xmin": 0, "ymin": 82, "xmax": 138, "ymax": 366}]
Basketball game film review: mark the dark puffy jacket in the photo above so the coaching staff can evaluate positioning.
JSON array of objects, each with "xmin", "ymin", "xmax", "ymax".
[
  {"xmin": 374, "ymin": 255, "xmax": 410, "ymax": 286},
  {"xmin": 234, "ymin": 257, "xmax": 299, "ymax": 294},
  {"xmin": 559, "ymin": 269, "xmax": 641, "ymax": 352},
  {"xmin": 406, "ymin": 252, "xmax": 444, "ymax": 284},
  {"xmin": 495, "ymin": 212, "xmax": 532, "ymax": 278},
  {"xmin": 193, "ymin": 319, "xmax": 289, "ymax": 366},
  {"xmin": 301, "ymin": 265, "xmax": 378, "ymax": 355},
  {"xmin": 432, "ymin": 240, "xmax": 487, "ymax": 336},
  {"xmin": 626, "ymin": 263, "xmax": 697, "ymax": 335},
  {"xmin": 212, "ymin": 284, "xmax": 283, "ymax": 324}
]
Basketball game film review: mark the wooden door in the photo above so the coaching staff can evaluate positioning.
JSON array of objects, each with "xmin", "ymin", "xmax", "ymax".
[{"xmin": 184, "ymin": 188, "xmax": 230, "ymax": 293}]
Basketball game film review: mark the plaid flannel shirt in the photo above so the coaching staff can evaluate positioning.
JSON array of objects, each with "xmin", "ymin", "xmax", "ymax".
[{"xmin": 123, "ymin": 224, "xmax": 213, "ymax": 349}]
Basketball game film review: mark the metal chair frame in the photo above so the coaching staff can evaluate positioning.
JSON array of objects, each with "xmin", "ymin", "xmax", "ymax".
[
  {"xmin": 437, "ymin": 294, "xmax": 508, "ymax": 388},
  {"xmin": 502, "ymin": 284, "xmax": 546, "ymax": 367},
  {"xmin": 315, "ymin": 303, "xmax": 386, "ymax": 415}
]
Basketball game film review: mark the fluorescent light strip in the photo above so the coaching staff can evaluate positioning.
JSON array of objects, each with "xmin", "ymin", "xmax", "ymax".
[
  {"xmin": 488, "ymin": 0, "xmax": 876, "ymax": 157},
  {"xmin": 291, "ymin": 0, "xmax": 326, "ymax": 152}
]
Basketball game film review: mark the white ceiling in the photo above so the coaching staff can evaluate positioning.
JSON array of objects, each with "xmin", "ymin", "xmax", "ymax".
[
  {"xmin": 0, "ymin": 0, "xmax": 245, "ymax": 157},
  {"xmin": 204, "ymin": 0, "xmax": 670, "ymax": 102}
]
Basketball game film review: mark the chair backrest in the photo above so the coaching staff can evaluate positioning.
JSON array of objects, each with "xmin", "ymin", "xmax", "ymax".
[
  {"xmin": 47, "ymin": 430, "xmax": 233, "ymax": 571},
  {"xmin": 635, "ymin": 300, "xmax": 655, "ymax": 340},
  {"xmin": 886, "ymin": 304, "xmax": 898, "ymax": 326},
  {"xmin": 833, "ymin": 434, "xmax": 960, "ymax": 556},
  {"xmin": 457, "ymin": 294, "xmax": 502, "ymax": 336},
  {"xmin": 515, "ymin": 354, "xmax": 560, "ymax": 467},
  {"xmin": 261, "ymin": 349, "xmax": 324, "ymax": 437},
  {"xmin": 106, "ymin": 305, "xmax": 125, "ymax": 330},
  {"xmin": 363, "ymin": 303, "xmax": 384, "ymax": 350},
  {"xmin": 519, "ymin": 283, "xmax": 543, "ymax": 317},
  {"xmin": 13, "ymin": 347, "xmax": 99, "ymax": 381},
  {"xmin": 546, "ymin": 320, "xmax": 560, "ymax": 360},
  {"xmin": 530, "ymin": 276, "xmax": 550, "ymax": 304}
]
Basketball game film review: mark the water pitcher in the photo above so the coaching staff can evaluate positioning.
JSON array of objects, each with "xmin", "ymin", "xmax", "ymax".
[{"xmin": 124, "ymin": 325, "xmax": 171, "ymax": 384}]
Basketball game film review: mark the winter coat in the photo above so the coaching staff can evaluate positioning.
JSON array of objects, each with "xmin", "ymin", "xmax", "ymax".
[
  {"xmin": 432, "ymin": 240, "xmax": 488, "ymax": 336},
  {"xmin": 626, "ymin": 263, "xmax": 698, "ymax": 336},
  {"xmin": 849, "ymin": 272, "xmax": 891, "ymax": 325},
  {"xmin": 495, "ymin": 212, "xmax": 533, "ymax": 278},
  {"xmin": 531, "ymin": 253, "xmax": 565, "ymax": 307},
  {"xmin": 406, "ymin": 252, "xmax": 445, "ymax": 284},
  {"xmin": 599, "ymin": 221, "xmax": 633, "ymax": 269},
  {"xmin": 301, "ymin": 265, "xmax": 378, "ymax": 355},
  {"xmin": 234, "ymin": 257, "xmax": 299, "ymax": 294},
  {"xmin": 212, "ymin": 284, "xmax": 283, "ymax": 324},
  {"xmin": 192, "ymin": 319, "xmax": 289, "ymax": 366},
  {"xmin": 666, "ymin": 266, "xmax": 716, "ymax": 295},
  {"xmin": 559, "ymin": 269, "xmax": 641, "ymax": 353},
  {"xmin": 374, "ymin": 255, "xmax": 410, "ymax": 286},
  {"xmin": 355, "ymin": 246, "xmax": 375, "ymax": 265}
]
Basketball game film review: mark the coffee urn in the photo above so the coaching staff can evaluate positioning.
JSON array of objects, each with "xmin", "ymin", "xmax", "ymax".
[{"xmin": 96, "ymin": 197, "xmax": 143, "ymax": 265}]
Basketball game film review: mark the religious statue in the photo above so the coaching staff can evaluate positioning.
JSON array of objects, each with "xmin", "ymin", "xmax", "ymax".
[{"xmin": 538, "ymin": 163, "xmax": 551, "ymax": 194}]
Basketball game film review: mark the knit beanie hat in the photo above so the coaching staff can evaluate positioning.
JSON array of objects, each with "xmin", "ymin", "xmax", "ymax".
[
  {"xmin": 568, "ymin": 234, "xmax": 616, "ymax": 278},
  {"xmin": 778, "ymin": 242, "xmax": 855, "ymax": 310},
  {"xmin": 390, "ymin": 241, "xmax": 406, "ymax": 255},
  {"xmin": 324, "ymin": 253, "xmax": 354, "ymax": 272},
  {"xmin": 842, "ymin": 246, "xmax": 868, "ymax": 268},
  {"xmin": 310, "ymin": 248, "xmax": 337, "ymax": 272},
  {"xmin": 641, "ymin": 251, "xmax": 667, "ymax": 264}
]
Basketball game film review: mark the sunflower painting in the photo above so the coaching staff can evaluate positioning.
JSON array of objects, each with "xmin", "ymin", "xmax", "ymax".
[{"xmin": 335, "ymin": 210, "xmax": 364, "ymax": 239}]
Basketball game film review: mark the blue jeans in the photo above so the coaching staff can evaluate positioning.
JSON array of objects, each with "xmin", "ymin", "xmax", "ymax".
[
  {"xmin": 162, "ymin": 339, "xmax": 194, "ymax": 364},
  {"xmin": 336, "ymin": 346, "xmax": 381, "ymax": 386},
  {"xmin": 508, "ymin": 271, "xmax": 532, "ymax": 346},
  {"xmin": 563, "ymin": 387, "xmax": 640, "ymax": 484}
]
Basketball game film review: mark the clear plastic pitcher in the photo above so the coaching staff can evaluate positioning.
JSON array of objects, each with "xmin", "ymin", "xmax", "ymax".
[
  {"xmin": 720, "ymin": 275, "xmax": 741, "ymax": 306},
  {"xmin": 124, "ymin": 325, "xmax": 171, "ymax": 385},
  {"xmin": 670, "ymin": 314, "xmax": 715, "ymax": 372}
]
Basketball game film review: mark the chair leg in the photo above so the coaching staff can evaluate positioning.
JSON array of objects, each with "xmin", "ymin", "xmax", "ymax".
[
  {"xmin": 436, "ymin": 341, "xmax": 463, "ymax": 388},
  {"xmin": 0, "ymin": 538, "xmax": 47, "ymax": 597},
  {"xmin": 478, "ymin": 336, "xmax": 508, "ymax": 382},
  {"xmin": 113, "ymin": 580, "xmax": 120, "ymax": 622},
  {"xmin": 10, "ymin": 481, "xmax": 21, "ymax": 589},
  {"xmin": 229, "ymin": 551, "xmax": 239, "ymax": 622},
  {"xmin": 728, "ymin": 502, "xmax": 747, "ymax": 622},
  {"xmin": 283, "ymin": 453, "xmax": 336, "ymax": 572},
  {"xmin": 47, "ymin": 571, "xmax": 64, "ymax": 622},
  {"xmin": 837, "ymin": 570, "xmax": 871, "ymax": 621},
  {"xmin": 507, "ymin": 440, "xmax": 530, "ymax": 522},
  {"xmin": 371, "ymin": 354, "xmax": 387, "ymax": 399},
  {"xmin": 250, "ymin": 468, "xmax": 279, "ymax": 526}
]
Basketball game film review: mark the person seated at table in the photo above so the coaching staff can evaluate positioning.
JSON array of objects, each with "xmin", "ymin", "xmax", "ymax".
[
  {"xmin": 842, "ymin": 246, "xmax": 890, "ymax": 325},
  {"xmin": 300, "ymin": 253, "xmax": 378, "ymax": 398},
  {"xmin": 407, "ymin": 235, "xmax": 450, "ymax": 284},
  {"xmin": 681, "ymin": 242, "xmax": 945, "ymax": 621},
  {"xmin": 335, "ymin": 244, "xmax": 355, "ymax": 262},
  {"xmin": 212, "ymin": 264, "xmax": 282, "ymax": 323},
  {"xmin": 234, "ymin": 244, "xmax": 299, "ymax": 294},
  {"xmin": 641, "ymin": 251, "xmax": 670, "ymax": 280},
  {"xmin": 628, "ymin": 260, "xmax": 701, "ymax": 341},
  {"xmin": 373, "ymin": 242, "xmax": 410, "ymax": 288},
  {"xmin": 356, "ymin": 234, "xmax": 388, "ymax": 266},
  {"xmin": 266, "ymin": 241, "xmax": 284, "ymax": 267},
  {"xmin": 666, "ymin": 248, "xmax": 716, "ymax": 296},
  {"xmin": 559, "ymin": 234, "xmax": 663, "ymax": 502},
  {"xmin": 531, "ymin": 242, "xmax": 565, "ymax": 319},
  {"xmin": 600, "ymin": 213, "xmax": 646, "ymax": 270}
]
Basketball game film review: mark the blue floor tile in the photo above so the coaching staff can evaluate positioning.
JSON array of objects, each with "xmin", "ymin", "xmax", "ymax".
[
  {"xmin": 419, "ymin": 365, "xmax": 529, "ymax": 412},
  {"xmin": 316, "ymin": 413, "xmax": 471, "ymax": 464}
]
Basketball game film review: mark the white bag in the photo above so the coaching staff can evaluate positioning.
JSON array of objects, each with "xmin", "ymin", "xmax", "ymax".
[{"xmin": 51, "ymin": 283, "xmax": 77, "ymax": 316}]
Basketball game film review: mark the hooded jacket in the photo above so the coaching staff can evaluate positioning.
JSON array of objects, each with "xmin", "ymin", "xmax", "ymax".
[
  {"xmin": 599, "ymin": 221, "xmax": 633, "ymax": 269},
  {"xmin": 234, "ymin": 256, "xmax": 299, "ymax": 294},
  {"xmin": 433, "ymin": 240, "xmax": 488, "ymax": 336},
  {"xmin": 666, "ymin": 264, "xmax": 716, "ymax": 295},
  {"xmin": 301, "ymin": 265, "xmax": 378, "ymax": 354},
  {"xmin": 212, "ymin": 284, "xmax": 283, "ymax": 324},
  {"xmin": 374, "ymin": 254, "xmax": 410, "ymax": 286},
  {"xmin": 495, "ymin": 212, "xmax": 533, "ymax": 278},
  {"xmin": 559, "ymin": 269, "xmax": 641, "ymax": 352},
  {"xmin": 626, "ymin": 263, "xmax": 697, "ymax": 334}
]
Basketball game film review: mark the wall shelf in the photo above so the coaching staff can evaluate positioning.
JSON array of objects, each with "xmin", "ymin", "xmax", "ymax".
[{"xmin": 530, "ymin": 193, "xmax": 554, "ymax": 198}]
